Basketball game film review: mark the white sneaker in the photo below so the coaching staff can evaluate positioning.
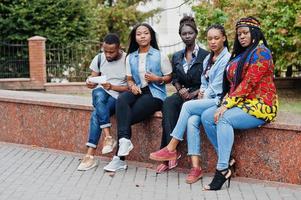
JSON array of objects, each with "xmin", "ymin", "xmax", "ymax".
[
  {"xmin": 77, "ymin": 155, "xmax": 98, "ymax": 171},
  {"xmin": 102, "ymin": 136, "xmax": 117, "ymax": 154},
  {"xmin": 103, "ymin": 156, "xmax": 127, "ymax": 172},
  {"xmin": 117, "ymin": 138, "xmax": 134, "ymax": 156}
]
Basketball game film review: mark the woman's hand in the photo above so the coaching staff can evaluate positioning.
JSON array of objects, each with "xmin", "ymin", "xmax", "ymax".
[
  {"xmin": 185, "ymin": 92, "xmax": 197, "ymax": 101},
  {"xmin": 178, "ymin": 88, "xmax": 189, "ymax": 100},
  {"xmin": 130, "ymin": 84, "xmax": 142, "ymax": 95},
  {"xmin": 198, "ymin": 90, "xmax": 204, "ymax": 99},
  {"xmin": 214, "ymin": 105, "xmax": 227, "ymax": 123},
  {"xmin": 144, "ymin": 72, "xmax": 159, "ymax": 83}
]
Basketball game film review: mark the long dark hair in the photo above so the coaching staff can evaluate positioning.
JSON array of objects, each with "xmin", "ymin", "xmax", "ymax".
[
  {"xmin": 231, "ymin": 17, "xmax": 268, "ymax": 88},
  {"xmin": 204, "ymin": 24, "xmax": 229, "ymax": 74},
  {"xmin": 126, "ymin": 23, "xmax": 159, "ymax": 56}
]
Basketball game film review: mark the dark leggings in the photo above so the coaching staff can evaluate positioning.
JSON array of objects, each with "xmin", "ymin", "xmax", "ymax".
[
  {"xmin": 160, "ymin": 93, "xmax": 184, "ymax": 148},
  {"xmin": 116, "ymin": 87, "xmax": 163, "ymax": 159}
]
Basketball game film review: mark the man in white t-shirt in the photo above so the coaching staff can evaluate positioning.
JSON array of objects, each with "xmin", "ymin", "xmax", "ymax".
[{"xmin": 77, "ymin": 33, "xmax": 128, "ymax": 171}]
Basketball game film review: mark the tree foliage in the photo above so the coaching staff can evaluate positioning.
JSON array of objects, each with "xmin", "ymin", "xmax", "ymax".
[
  {"xmin": 0, "ymin": 0, "xmax": 159, "ymax": 47},
  {"xmin": 92, "ymin": 0, "xmax": 159, "ymax": 46},
  {"xmin": 0, "ymin": 0, "xmax": 160, "ymax": 81},
  {"xmin": 0, "ymin": 0, "xmax": 95, "ymax": 45},
  {"xmin": 193, "ymin": 0, "xmax": 301, "ymax": 72}
]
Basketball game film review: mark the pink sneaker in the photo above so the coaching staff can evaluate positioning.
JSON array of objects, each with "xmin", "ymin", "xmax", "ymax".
[
  {"xmin": 156, "ymin": 154, "xmax": 181, "ymax": 174},
  {"xmin": 186, "ymin": 167, "xmax": 203, "ymax": 184},
  {"xmin": 168, "ymin": 154, "xmax": 181, "ymax": 169},
  {"xmin": 156, "ymin": 162, "xmax": 168, "ymax": 174},
  {"xmin": 149, "ymin": 147, "xmax": 177, "ymax": 161}
]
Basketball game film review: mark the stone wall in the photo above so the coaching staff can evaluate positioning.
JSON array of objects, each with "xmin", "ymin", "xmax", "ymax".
[{"xmin": 0, "ymin": 89, "xmax": 300, "ymax": 184}]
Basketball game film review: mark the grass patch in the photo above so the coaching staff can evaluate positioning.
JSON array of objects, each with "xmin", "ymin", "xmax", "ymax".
[
  {"xmin": 279, "ymin": 100, "xmax": 301, "ymax": 114},
  {"xmin": 278, "ymin": 89, "xmax": 301, "ymax": 115}
]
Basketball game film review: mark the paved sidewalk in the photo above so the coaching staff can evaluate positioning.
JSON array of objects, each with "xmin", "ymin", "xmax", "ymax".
[{"xmin": 0, "ymin": 142, "xmax": 300, "ymax": 200}]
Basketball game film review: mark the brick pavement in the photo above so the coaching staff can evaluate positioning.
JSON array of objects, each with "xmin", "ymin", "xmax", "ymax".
[{"xmin": 0, "ymin": 142, "xmax": 300, "ymax": 200}]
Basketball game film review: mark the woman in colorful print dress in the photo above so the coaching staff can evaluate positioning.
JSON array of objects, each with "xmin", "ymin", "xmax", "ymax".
[{"xmin": 201, "ymin": 16, "xmax": 278, "ymax": 190}]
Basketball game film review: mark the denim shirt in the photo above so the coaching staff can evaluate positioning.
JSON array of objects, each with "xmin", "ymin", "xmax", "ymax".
[
  {"xmin": 129, "ymin": 46, "xmax": 167, "ymax": 101},
  {"xmin": 200, "ymin": 47, "xmax": 231, "ymax": 104}
]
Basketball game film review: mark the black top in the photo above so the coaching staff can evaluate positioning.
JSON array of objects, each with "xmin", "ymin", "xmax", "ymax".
[{"xmin": 171, "ymin": 47, "xmax": 209, "ymax": 92}]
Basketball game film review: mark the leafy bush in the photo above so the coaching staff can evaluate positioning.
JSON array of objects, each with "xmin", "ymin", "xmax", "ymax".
[
  {"xmin": 193, "ymin": 0, "xmax": 301, "ymax": 74},
  {"xmin": 92, "ymin": 0, "xmax": 159, "ymax": 46},
  {"xmin": 0, "ymin": 0, "xmax": 96, "ymax": 45}
]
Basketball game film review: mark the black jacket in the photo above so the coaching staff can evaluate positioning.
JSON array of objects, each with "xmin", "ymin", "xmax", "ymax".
[{"xmin": 171, "ymin": 47, "xmax": 209, "ymax": 92}]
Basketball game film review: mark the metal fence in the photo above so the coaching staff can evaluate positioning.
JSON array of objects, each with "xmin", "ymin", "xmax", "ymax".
[
  {"xmin": 46, "ymin": 41, "xmax": 185, "ymax": 82},
  {"xmin": 46, "ymin": 41, "xmax": 101, "ymax": 83},
  {"xmin": 0, "ymin": 41, "xmax": 29, "ymax": 78}
]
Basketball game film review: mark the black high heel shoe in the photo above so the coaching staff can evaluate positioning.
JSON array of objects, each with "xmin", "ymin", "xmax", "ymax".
[{"xmin": 204, "ymin": 168, "xmax": 232, "ymax": 190}]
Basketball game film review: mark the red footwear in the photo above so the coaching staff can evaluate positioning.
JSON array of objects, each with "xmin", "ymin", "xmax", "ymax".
[
  {"xmin": 156, "ymin": 154, "xmax": 181, "ymax": 174},
  {"xmin": 149, "ymin": 147, "xmax": 177, "ymax": 161},
  {"xmin": 156, "ymin": 162, "xmax": 168, "ymax": 174},
  {"xmin": 186, "ymin": 167, "xmax": 203, "ymax": 184},
  {"xmin": 168, "ymin": 154, "xmax": 181, "ymax": 169}
]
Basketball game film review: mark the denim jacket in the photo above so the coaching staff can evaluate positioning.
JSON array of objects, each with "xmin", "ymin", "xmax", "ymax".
[
  {"xmin": 129, "ymin": 46, "xmax": 167, "ymax": 101},
  {"xmin": 200, "ymin": 47, "xmax": 231, "ymax": 104}
]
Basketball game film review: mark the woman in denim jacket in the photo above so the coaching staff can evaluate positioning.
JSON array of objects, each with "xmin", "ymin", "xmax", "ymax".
[
  {"xmin": 150, "ymin": 24, "xmax": 231, "ymax": 184},
  {"xmin": 104, "ymin": 23, "xmax": 172, "ymax": 172}
]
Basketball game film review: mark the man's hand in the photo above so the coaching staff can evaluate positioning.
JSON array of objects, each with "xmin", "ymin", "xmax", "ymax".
[
  {"xmin": 101, "ymin": 82, "xmax": 112, "ymax": 90},
  {"xmin": 86, "ymin": 77, "xmax": 97, "ymax": 89}
]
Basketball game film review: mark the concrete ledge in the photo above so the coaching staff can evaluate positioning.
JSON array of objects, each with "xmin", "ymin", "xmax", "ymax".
[
  {"xmin": 0, "ymin": 89, "xmax": 300, "ymax": 184},
  {"xmin": 0, "ymin": 78, "xmax": 30, "ymax": 82},
  {"xmin": 0, "ymin": 89, "xmax": 91, "ymax": 110},
  {"xmin": 0, "ymin": 78, "xmax": 41, "ymax": 90},
  {"xmin": 44, "ymin": 82, "xmax": 90, "ymax": 94},
  {"xmin": 275, "ymin": 77, "xmax": 301, "ymax": 89}
]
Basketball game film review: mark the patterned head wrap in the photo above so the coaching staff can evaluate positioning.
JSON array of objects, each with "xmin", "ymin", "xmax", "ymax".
[{"xmin": 236, "ymin": 17, "xmax": 261, "ymax": 29}]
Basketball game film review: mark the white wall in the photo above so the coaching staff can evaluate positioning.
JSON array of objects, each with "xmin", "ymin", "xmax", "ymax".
[{"xmin": 138, "ymin": 0, "xmax": 200, "ymax": 55}]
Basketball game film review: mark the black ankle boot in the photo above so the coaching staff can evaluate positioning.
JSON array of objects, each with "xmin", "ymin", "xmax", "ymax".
[{"xmin": 205, "ymin": 168, "xmax": 232, "ymax": 190}]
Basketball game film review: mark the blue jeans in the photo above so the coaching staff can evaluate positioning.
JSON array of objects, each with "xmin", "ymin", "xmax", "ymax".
[
  {"xmin": 170, "ymin": 99, "xmax": 216, "ymax": 155},
  {"xmin": 201, "ymin": 106, "xmax": 265, "ymax": 170},
  {"xmin": 86, "ymin": 87, "xmax": 116, "ymax": 148}
]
